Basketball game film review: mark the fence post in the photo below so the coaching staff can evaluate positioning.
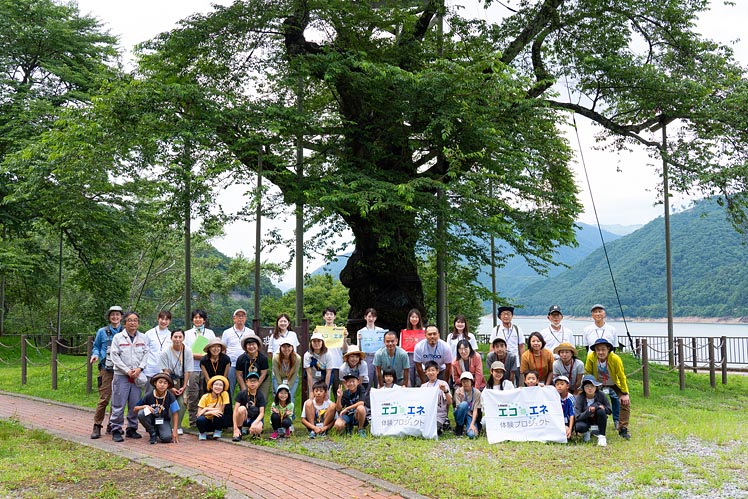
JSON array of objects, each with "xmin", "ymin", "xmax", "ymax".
[
  {"xmin": 708, "ymin": 337, "xmax": 716, "ymax": 388},
  {"xmin": 691, "ymin": 337, "xmax": 698, "ymax": 374},
  {"xmin": 641, "ymin": 339, "xmax": 649, "ymax": 398},
  {"xmin": 721, "ymin": 336, "xmax": 728, "ymax": 385},
  {"xmin": 86, "ymin": 336, "xmax": 93, "ymax": 394},
  {"xmin": 21, "ymin": 334, "xmax": 27, "ymax": 385},
  {"xmin": 51, "ymin": 335, "xmax": 58, "ymax": 390},
  {"xmin": 678, "ymin": 338, "xmax": 685, "ymax": 391},
  {"xmin": 635, "ymin": 338, "xmax": 641, "ymax": 358}
]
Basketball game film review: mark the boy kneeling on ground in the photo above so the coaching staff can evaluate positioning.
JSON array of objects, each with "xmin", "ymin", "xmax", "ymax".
[
  {"xmin": 302, "ymin": 381, "xmax": 336, "ymax": 439},
  {"xmin": 334, "ymin": 373, "xmax": 368, "ymax": 436}
]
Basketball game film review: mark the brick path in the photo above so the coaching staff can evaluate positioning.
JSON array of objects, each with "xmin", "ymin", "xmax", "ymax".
[{"xmin": 0, "ymin": 392, "xmax": 426, "ymax": 499}]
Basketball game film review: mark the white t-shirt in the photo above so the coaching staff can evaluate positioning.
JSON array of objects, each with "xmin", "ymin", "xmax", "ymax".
[
  {"xmin": 144, "ymin": 327, "xmax": 172, "ymax": 377},
  {"xmin": 583, "ymin": 322, "xmax": 618, "ymax": 349},
  {"xmin": 413, "ymin": 339, "xmax": 453, "ymax": 372},
  {"xmin": 222, "ymin": 326, "xmax": 254, "ymax": 366},
  {"xmin": 539, "ymin": 325, "xmax": 574, "ymax": 357},
  {"xmin": 489, "ymin": 324, "xmax": 525, "ymax": 357},
  {"xmin": 183, "ymin": 327, "xmax": 215, "ymax": 372},
  {"xmin": 267, "ymin": 330, "xmax": 300, "ymax": 356}
]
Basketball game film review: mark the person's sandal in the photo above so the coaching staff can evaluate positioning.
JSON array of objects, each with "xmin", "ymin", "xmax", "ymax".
[{"xmin": 232, "ymin": 434, "xmax": 242, "ymax": 442}]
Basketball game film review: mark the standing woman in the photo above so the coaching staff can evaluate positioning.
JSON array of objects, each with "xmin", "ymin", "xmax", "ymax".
[
  {"xmin": 267, "ymin": 313, "xmax": 299, "ymax": 357},
  {"xmin": 272, "ymin": 338, "xmax": 302, "ymax": 402},
  {"xmin": 183, "ymin": 309, "xmax": 215, "ymax": 427},
  {"xmin": 401, "ymin": 308, "xmax": 424, "ymax": 388},
  {"xmin": 159, "ymin": 328, "xmax": 192, "ymax": 435},
  {"xmin": 451, "ymin": 339, "xmax": 486, "ymax": 391},
  {"xmin": 520, "ymin": 332, "xmax": 554, "ymax": 386},
  {"xmin": 446, "ymin": 315, "xmax": 478, "ymax": 360}
]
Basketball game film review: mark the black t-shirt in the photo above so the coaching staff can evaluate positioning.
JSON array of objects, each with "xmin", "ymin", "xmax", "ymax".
[
  {"xmin": 341, "ymin": 384, "xmax": 366, "ymax": 408},
  {"xmin": 235, "ymin": 389, "xmax": 267, "ymax": 421},
  {"xmin": 136, "ymin": 390, "xmax": 178, "ymax": 418},
  {"xmin": 200, "ymin": 353, "xmax": 231, "ymax": 378},
  {"xmin": 235, "ymin": 352, "xmax": 269, "ymax": 380}
]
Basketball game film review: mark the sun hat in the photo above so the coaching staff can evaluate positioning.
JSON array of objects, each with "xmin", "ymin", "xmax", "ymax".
[
  {"xmin": 241, "ymin": 333, "xmax": 262, "ymax": 350},
  {"xmin": 203, "ymin": 337, "xmax": 227, "ymax": 354},
  {"xmin": 343, "ymin": 345, "xmax": 365, "ymax": 360},
  {"xmin": 581, "ymin": 374, "xmax": 602, "ymax": 387},
  {"xmin": 149, "ymin": 372, "xmax": 174, "ymax": 390},
  {"xmin": 278, "ymin": 337, "xmax": 294, "ymax": 348},
  {"xmin": 497, "ymin": 306, "xmax": 514, "ymax": 315},
  {"xmin": 105, "ymin": 305, "xmax": 123, "ymax": 320},
  {"xmin": 553, "ymin": 342, "xmax": 577, "ymax": 355},
  {"xmin": 233, "ymin": 308, "xmax": 248, "ymax": 317},
  {"xmin": 310, "ymin": 332, "xmax": 326, "ymax": 342},
  {"xmin": 591, "ymin": 337, "xmax": 615, "ymax": 351},
  {"xmin": 207, "ymin": 375, "xmax": 229, "ymax": 392},
  {"xmin": 276, "ymin": 383, "xmax": 290, "ymax": 394},
  {"xmin": 460, "ymin": 371, "xmax": 474, "ymax": 381}
]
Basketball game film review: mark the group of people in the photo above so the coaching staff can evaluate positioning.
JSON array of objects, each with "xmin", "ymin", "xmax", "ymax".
[{"xmin": 89, "ymin": 302, "xmax": 631, "ymax": 446}]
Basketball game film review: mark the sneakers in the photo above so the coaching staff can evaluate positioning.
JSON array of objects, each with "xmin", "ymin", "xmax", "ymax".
[
  {"xmin": 198, "ymin": 433, "xmax": 207, "ymax": 441},
  {"xmin": 213, "ymin": 430, "xmax": 222, "ymax": 440},
  {"xmin": 270, "ymin": 431, "xmax": 280, "ymax": 440},
  {"xmin": 285, "ymin": 428, "xmax": 292, "ymax": 438},
  {"xmin": 125, "ymin": 428, "xmax": 141, "ymax": 439},
  {"xmin": 309, "ymin": 431, "xmax": 317, "ymax": 439},
  {"xmin": 597, "ymin": 435, "xmax": 607, "ymax": 447},
  {"xmin": 454, "ymin": 425, "xmax": 464, "ymax": 437},
  {"xmin": 358, "ymin": 429, "xmax": 367, "ymax": 437},
  {"xmin": 90, "ymin": 424, "xmax": 102, "ymax": 440},
  {"xmin": 232, "ymin": 435, "xmax": 242, "ymax": 442},
  {"xmin": 149, "ymin": 432, "xmax": 157, "ymax": 445},
  {"xmin": 583, "ymin": 431, "xmax": 591, "ymax": 442},
  {"xmin": 241, "ymin": 427, "xmax": 249, "ymax": 436},
  {"xmin": 112, "ymin": 430, "xmax": 124, "ymax": 443},
  {"xmin": 619, "ymin": 427, "xmax": 631, "ymax": 440},
  {"xmin": 590, "ymin": 425, "xmax": 599, "ymax": 436},
  {"xmin": 177, "ymin": 428, "xmax": 183, "ymax": 435}
]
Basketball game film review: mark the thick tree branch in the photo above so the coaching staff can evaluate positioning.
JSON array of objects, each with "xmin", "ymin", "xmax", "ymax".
[{"xmin": 501, "ymin": 0, "xmax": 563, "ymax": 65}]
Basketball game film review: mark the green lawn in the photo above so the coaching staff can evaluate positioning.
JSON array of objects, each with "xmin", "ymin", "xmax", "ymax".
[{"xmin": 1, "ymin": 336, "xmax": 747, "ymax": 498}]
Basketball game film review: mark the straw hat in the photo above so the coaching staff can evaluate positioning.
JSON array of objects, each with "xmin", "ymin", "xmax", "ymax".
[
  {"xmin": 343, "ymin": 345, "xmax": 365, "ymax": 360},
  {"xmin": 149, "ymin": 372, "xmax": 174, "ymax": 390},
  {"xmin": 553, "ymin": 342, "xmax": 577, "ymax": 355},
  {"xmin": 207, "ymin": 375, "xmax": 229, "ymax": 392}
]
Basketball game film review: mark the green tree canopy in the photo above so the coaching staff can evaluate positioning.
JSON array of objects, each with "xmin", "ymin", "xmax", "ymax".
[{"xmin": 105, "ymin": 0, "xmax": 748, "ymax": 329}]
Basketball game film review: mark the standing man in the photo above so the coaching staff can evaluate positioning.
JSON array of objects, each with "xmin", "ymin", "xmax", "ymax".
[
  {"xmin": 540, "ymin": 305, "xmax": 574, "ymax": 358},
  {"xmin": 373, "ymin": 331, "xmax": 410, "ymax": 387},
  {"xmin": 489, "ymin": 306, "xmax": 525, "ymax": 381},
  {"xmin": 108, "ymin": 311, "xmax": 149, "ymax": 442},
  {"xmin": 313, "ymin": 306, "xmax": 348, "ymax": 400},
  {"xmin": 413, "ymin": 325, "xmax": 453, "ymax": 385},
  {"xmin": 144, "ymin": 310, "xmax": 172, "ymax": 384},
  {"xmin": 222, "ymin": 308, "xmax": 254, "ymax": 397},
  {"xmin": 583, "ymin": 304, "xmax": 619, "ymax": 351},
  {"xmin": 89, "ymin": 305, "xmax": 123, "ymax": 439},
  {"xmin": 184, "ymin": 309, "xmax": 215, "ymax": 427}
]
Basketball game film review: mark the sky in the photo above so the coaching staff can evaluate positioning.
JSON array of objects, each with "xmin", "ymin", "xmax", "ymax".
[{"xmin": 77, "ymin": 0, "xmax": 748, "ymax": 287}]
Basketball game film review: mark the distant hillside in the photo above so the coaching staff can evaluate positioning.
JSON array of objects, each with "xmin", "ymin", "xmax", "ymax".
[
  {"xmin": 311, "ymin": 223, "xmax": 621, "ymax": 298},
  {"xmin": 600, "ymin": 224, "xmax": 644, "ymax": 236},
  {"xmin": 515, "ymin": 198, "xmax": 748, "ymax": 318}
]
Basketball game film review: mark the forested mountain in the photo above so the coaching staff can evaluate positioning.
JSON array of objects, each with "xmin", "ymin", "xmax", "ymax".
[{"xmin": 515, "ymin": 199, "xmax": 748, "ymax": 318}]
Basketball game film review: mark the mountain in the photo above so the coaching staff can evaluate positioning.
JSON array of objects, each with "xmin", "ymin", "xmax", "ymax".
[
  {"xmin": 514, "ymin": 198, "xmax": 748, "ymax": 318},
  {"xmin": 311, "ymin": 223, "xmax": 621, "ymax": 298},
  {"xmin": 600, "ymin": 224, "xmax": 644, "ymax": 236}
]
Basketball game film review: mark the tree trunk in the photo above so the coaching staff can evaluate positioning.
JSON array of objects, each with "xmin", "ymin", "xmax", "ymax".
[{"xmin": 339, "ymin": 210, "xmax": 425, "ymax": 333}]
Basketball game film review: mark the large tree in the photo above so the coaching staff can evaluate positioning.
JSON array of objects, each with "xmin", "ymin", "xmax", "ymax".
[{"xmin": 130, "ymin": 0, "xmax": 746, "ymax": 329}]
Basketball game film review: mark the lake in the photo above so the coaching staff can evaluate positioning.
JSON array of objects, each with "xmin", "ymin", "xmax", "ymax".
[{"xmin": 475, "ymin": 314, "xmax": 748, "ymax": 339}]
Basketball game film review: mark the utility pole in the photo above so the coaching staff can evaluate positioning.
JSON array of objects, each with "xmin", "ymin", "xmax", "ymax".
[
  {"xmin": 254, "ymin": 148, "xmax": 263, "ymax": 321},
  {"xmin": 295, "ymin": 76, "xmax": 305, "ymax": 327}
]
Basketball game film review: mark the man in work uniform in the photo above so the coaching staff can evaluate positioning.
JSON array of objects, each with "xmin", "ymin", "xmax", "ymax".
[{"xmin": 89, "ymin": 305, "xmax": 123, "ymax": 439}]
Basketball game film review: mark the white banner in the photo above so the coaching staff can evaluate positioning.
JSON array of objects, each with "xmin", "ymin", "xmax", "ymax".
[
  {"xmin": 370, "ymin": 386, "xmax": 439, "ymax": 440},
  {"xmin": 482, "ymin": 386, "xmax": 567, "ymax": 444}
]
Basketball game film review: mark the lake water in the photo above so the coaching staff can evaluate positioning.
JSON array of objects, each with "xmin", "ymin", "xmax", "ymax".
[{"xmin": 475, "ymin": 314, "xmax": 748, "ymax": 339}]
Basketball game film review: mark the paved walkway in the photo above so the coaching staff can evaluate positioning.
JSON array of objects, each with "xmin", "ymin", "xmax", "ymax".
[{"xmin": 0, "ymin": 392, "xmax": 427, "ymax": 499}]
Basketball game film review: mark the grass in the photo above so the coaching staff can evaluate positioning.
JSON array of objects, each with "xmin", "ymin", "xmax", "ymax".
[
  {"xmin": 1, "ymin": 335, "xmax": 748, "ymax": 498},
  {"xmin": 0, "ymin": 418, "xmax": 211, "ymax": 499}
]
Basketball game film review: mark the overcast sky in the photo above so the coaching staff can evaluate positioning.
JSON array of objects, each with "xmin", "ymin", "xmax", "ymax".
[{"xmin": 77, "ymin": 0, "xmax": 748, "ymax": 286}]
